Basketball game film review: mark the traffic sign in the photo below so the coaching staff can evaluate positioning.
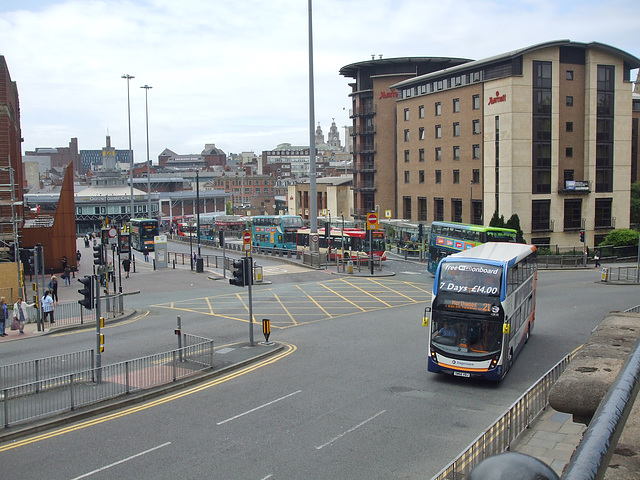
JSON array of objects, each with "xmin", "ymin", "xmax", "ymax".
[
  {"xmin": 311, "ymin": 234, "xmax": 319, "ymax": 244},
  {"xmin": 367, "ymin": 213, "xmax": 379, "ymax": 230},
  {"xmin": 243, "ymin": 230, "xmax": 252, "ymax": 251}
]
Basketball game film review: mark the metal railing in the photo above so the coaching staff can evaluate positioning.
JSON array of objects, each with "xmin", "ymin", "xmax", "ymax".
[
  {"xmin": 430, "ymin": 350, "xmax": 577, "ymax": 480},
  {"xmin": 1, "ymin": 336, "xmax": 214, "ymax": 428},
  {"xmin": 602, "ymin": 265, "xmax": 640, "ymax": 283}
]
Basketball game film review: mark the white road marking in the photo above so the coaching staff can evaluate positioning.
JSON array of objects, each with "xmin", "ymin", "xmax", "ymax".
[
  {"xmin": 315, "ymin": 410, "xmax": 386, "ymax": 450},
  {"xmin": 216, "ymin": 390, "xmax": 302, "ymax": 425},
  {"xmin": 70, "ymin": 442, "xmax": 171, "ymax": 479}
]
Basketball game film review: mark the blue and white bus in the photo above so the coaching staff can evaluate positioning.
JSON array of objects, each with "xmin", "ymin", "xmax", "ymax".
[
  {"xmin": 426, "ymin": 242, "xmax": 537, "ymax": 381},
  {"xmin": 251, "ymin": 215, "xmax": 304, "ymax": 250}
]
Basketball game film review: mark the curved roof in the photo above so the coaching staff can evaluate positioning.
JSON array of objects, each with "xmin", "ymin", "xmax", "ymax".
[
  {"xmin": 339, "ymin": 56, "xmax": 473, "ymax": 79},
  {"xmin": 391, "ymin": 40, "xmax": 640, "ymax": 89}
]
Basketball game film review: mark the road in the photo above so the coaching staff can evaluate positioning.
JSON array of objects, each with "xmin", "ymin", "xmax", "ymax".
[{"xmin": 1, "ymin": 246, "xmax": 638, "ymax": 479}]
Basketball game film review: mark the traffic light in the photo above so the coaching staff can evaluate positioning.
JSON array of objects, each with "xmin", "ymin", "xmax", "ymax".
[
  {"xmin": 244, "ymin": 256, "xmax": 253, "ymax": 286},
  {"xmin": 93, "ymin": 244, "xmax": 103, "ymax": 265},
  {"xmin": 7, "ymin": 243, "xmax": 15, "ymax": 262},
  {"xmin": 418, "ymin": 224, "xmax": 424, "ymax": 241},
  {"xmin": 229, "ymin": 258, "xmax": 246, "ymax": 287},
  {"xmin": 78, "ymin": 275, "xmax": 94, "ymax": 309},
  {"xmin": 579, "ymin": 229, "xmax": 585, "ymax": 243}
]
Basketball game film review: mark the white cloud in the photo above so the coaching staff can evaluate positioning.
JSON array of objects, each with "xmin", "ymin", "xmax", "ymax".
[{"xmin": 1, "ymin": 0, "xmax": 638, "ymax": 160}]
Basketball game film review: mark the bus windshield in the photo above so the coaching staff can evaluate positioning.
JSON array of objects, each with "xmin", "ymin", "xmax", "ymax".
[
  {"xmin": 438, "ymin": 262, "xmax": 502, "ymax": 296},
  {"xmin": 432, "ymin": 317, "xmax": 503, "ymax": 356}
]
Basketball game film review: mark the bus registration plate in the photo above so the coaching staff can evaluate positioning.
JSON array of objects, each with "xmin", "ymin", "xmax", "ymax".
[{"xmin": 454, "ymin": 371, "xmax": 470, "ymax": 378}]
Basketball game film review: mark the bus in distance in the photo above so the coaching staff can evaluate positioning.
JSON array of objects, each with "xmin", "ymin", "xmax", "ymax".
[
  {"xmin": 129, "ymin": 218, "xmax": 159, "ymax": 252},
  {"xmin": 252, "ymin": 215, "xmax": 304, "ymax": 250},
  {"xmin": 426, "ymin": 242, "xmax": 537, "ymax": 381},
  {"xmin": 427, "ymin": 221, "xmax": 517, "ymax": 275},
  {"xmin": 296, "ymin": 227, "xmax": 387, "ymax": 261}
]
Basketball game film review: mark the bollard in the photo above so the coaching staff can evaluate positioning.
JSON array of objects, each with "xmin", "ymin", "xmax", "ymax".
[
  {"xmin": 348, "ymin": 261, "xmax": 354, "ymax": 274},
  {"xmin": 601, "ymin": 267, "xmax": 609, "ymax": 282}
]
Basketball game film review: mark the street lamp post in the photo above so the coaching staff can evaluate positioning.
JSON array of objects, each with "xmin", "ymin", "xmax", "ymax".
[
  {"xmin": 141, "ymin": 84, "xmax": 152, "ymax": 220},
  {"xmin": 470, "ymin": 180, "xmax": 473, "ymax": 224},
  {"xmin": 122, "ymin": 74, "xmax": 135, "ymax": 220}
]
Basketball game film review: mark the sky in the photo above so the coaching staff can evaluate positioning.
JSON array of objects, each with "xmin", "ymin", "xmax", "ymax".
[{"xmin": 1, "ymin": 0, "xmax": 639, "ymax": 163}]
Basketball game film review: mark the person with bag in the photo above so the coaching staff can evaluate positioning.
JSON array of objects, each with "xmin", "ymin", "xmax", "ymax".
[
  {"xmin": 13, "ymin": 297, "xmax": 30, "ymax": 334},
  {"xmin": 48, "ymin": 275, "xmax": 59, "ymax": 303},
  {"xmin": 0, "ymin": 297, "xmax": 7, "ymax": 336},
  {"xmin": 41, "ymin": 290, "xmax": 55, "ymax": 324}
]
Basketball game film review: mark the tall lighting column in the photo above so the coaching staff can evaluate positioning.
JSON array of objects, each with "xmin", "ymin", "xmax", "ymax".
[
  {"xmin": 122, "ymin": 74, "xmax": 135, "ymax": 220},
  {"xmin": 141, "ymin": 84, "xmax": 152, "ymax": 219}
]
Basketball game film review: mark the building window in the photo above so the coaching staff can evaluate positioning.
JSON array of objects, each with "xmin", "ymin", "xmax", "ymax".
[
  {"xmin": 419, "ymin": 149, "xmax": 425, "ymax": 162},
  {"xmin": 566, "ymin": 70, "xmax": 574, "ymax": 81},
  {"xmin": 453, "ymin": 122, "xmax": 460, "ymax": 137},
  {"xmin": 596, "ymin": 65, "xmax": 614, "ymax": 193},
  {"xmin": 434, "ymin": 198, "xmax": 444, "ymax": 221},
  {"xmin": 404, "ymin": 108, "xmax": 410, "ymax": 121},
  {"xmin": 473, "ymin": 119, "xmax": 481, "ymax": 134},
  {"xmin": 435, "ymin": 170, "xmax": 441, "ymax": 183},
  {"xmin": 418, "ymin": 197, "xmax": 427, "ymax": 221},
  {"xmin": 532, "ymin": 60, "xmax": 552, "ymax": 195},
  {"xmin": 566, "ymin": 96, "xmax": 574, "ymax": 107},
  {"xmin": 419, "ymin": 170, "xmax": 425, "ymax": 183},
  {"xmin": 453, "ymin": 169, "xmax": 460, "ymax": 184},
  {"xmin": 453, "ymin": 98, "xmax": 460, "ymax": 113},
  {"xmin": 595, "ymin": 198, "xmax": 613, "ymax": 228},
  {"xmin": 403, "ymin": 197, "xmax": 412, "ymax": 220},
  {"xmin": 451, "ymin": 199, "xmax": 462, "ymax": 222},
  {"xmin": 472, "ymin": 169, "xmax": 480, "ymax": 184},
  {"xmin": 435, "ymin": 102, "xmax": 441, "ymax": 116},
  {"xmin": 473, "ymin": 94, "xmax": 480, "ymax": 110},
  {"xmin": 419, "ymin": 105, "xmax": 425, "ymax": 119},
  {"xmin": 435, "ymin": 147, "xmax": 442, "ymax": 161},
  {"xmin": 566, "ymin": 121, "xmax": 573, "ymax": 132},
  {"xmin": 419, "ymin": 127, "xmax": 425, "ymax": 140},
  {"xmin": 532, "ymin": 200, "xmax": 551, "ymax": 231},
  {"xmin": 404, "ymin": 129, "xmax": 410, "ymax": 142},
  {"xmin": 564, "ymin": 199, "xmax": 582, "ymax": 230},
  {"xmin": 404, "ymin": 171, "xmax": 410, "ymax": 183},
  {"xmin": 404, "ymin": 150, "xmax": 410, "ymax": 162},
  {"xmin": 435, "ymin": 125, "xmax": 442, "ymax": 138},
  {"xmin": 453, "ymin": 146, "xmax": 460, "ymax": 160},
  {"xmin": 566, "ymin": 147, "xmax": 573, "ymax": 158},
  {"xmin": 473, "ymin": 144, "xmax": 480, "ymax": 159}
]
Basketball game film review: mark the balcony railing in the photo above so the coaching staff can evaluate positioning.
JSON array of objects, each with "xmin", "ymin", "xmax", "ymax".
[
  {"xmin": 352, "ymin": 181, "xmax": 377, "ymax": 191},
  {"xmin": 349, "ymin": 105, "xmax": 377, "ymax": 118},
  {"xmin": 353, "ymin": 143, "xmax": 377, "ymax": 154},
  {"xmin": 353, "ymin": 162, "xmax": 377, "ymax": 173},
  {"xmin": 351, "ymin": 126, "xmax": 376, "ymax": 136}
]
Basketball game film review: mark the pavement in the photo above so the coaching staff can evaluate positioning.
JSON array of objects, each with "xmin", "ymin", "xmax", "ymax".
[{"xmin": 1, "ymin": 239, "xmax": 638, "ymax": 478}]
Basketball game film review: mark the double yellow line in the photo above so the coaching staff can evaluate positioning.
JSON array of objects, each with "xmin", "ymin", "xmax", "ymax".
[{"xmin": 0, "ymin": 342, "xmax": 296, "ymax": 451}]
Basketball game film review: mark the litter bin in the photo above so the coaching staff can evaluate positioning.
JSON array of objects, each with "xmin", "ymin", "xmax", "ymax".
[
  {"xmin": 196, "ymin": 257, "xmax": 204, "ymax": 273},
  {"xmin": 601, "ymin": 267, "xmax": 609, "ymax": 282}
]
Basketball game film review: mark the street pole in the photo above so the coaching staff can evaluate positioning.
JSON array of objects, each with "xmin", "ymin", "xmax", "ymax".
[
  {"xmin": 122, "ymin": 74, "xmax": 135, "ymax": 220},
  {"xmin": 141, "ymin": 84, "xmax": 152, "ymax": 219},
  {"xmin": 307, "ymin": 0, "xmax": 318, "ymax": 250}
]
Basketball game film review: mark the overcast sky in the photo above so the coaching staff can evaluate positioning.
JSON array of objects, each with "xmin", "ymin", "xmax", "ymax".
[{"xmin": 1, "ymin": 0, "xmax": 639, "ymax": 163}]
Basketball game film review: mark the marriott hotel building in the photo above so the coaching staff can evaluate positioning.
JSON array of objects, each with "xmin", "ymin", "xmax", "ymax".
[{"xmin": 341, "ymin": 40, "xmax": 640, "ymax": 247}]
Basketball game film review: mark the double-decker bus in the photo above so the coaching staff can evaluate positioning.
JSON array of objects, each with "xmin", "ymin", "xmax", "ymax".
[
  {"xmin": 427, "ymin": 221, "xmax": 517, "ymax": 275},
  {"xmin": 426, "ymin": 242, "xmax": 537, "ymax": 381},
  {"xmin": 252, "ymin": 215, "xmax": 304, "ymax": 250},
  {"xmin": 296, "ymin": 227, "xmax": 387, "ymax": 261},
  {"xmin": 177, "ymin": 222, "xmax": 197, "ymax": 237},
  {"xmin": 129, "ymin": 218, "xmax": 159, "ymax": 252}
]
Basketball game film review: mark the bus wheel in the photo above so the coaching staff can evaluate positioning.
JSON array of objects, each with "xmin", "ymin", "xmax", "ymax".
[
  {"xmin": 508, "ymin": 348, "xmax": 514, "ymax": 370},
  {"xmin": 525, "ymin": 325, "xmax": 530, "ymax": 343}
]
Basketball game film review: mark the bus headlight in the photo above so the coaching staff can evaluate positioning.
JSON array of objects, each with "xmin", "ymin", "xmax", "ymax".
[{"xmin": 490, "ymin": 354, "xmax": 500, "ymax": 368}]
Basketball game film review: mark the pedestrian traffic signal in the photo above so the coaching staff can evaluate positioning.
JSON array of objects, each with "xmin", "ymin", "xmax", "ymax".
[
  {"xmin": 93, "ymin": 244, "xmax": 103, "ymax": 265},
  {"xmin": 78, "ymin": 275, "xmax": 94, "ymax": 310},
  {"xmin": 229, "ymin": 258, "xmax": 246, "ymax": 287},
  {"xmin": 579, "ymin": 229, "xmax": 585, "ymax": 243}
]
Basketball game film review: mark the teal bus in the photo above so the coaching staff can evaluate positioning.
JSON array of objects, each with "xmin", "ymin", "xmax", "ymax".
[
  {"xmin": 129, "ymin": 218, "xmax": 158, "ymax": 251},
  {"xmin": 426, "ymin": 242, "xmax": 538, "ymax": 380},
  {"xmin": 252, "ymin": 215, "xmax": 304, "ymax": 250},
  {"xmin": 427, "ymin": 221, "xmax": 517, "ymax": 275}
]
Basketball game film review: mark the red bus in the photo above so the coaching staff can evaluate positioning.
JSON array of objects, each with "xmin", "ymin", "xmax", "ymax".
[{"xmin": 296, "ymin": 227, "xmax": 387, "ymax": 261}]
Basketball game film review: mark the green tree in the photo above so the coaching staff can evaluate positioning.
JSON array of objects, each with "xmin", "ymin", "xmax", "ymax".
[
  {"xmin": 226, "ymin": 201, "xmax": 232, "ymax": 215},
  {"xmin": 489, "ymin": 211, "xmax": 505, "ymax": 228},
  {"xmin": 600, "ymin": 228, "xmax": 640, "ymax": 247},
  {"xmin": 631, "ymin": 182, "xmax": 640, "ymax": 227},
  {"xmin": 506, "ymin": 214, "xmax": 526, "ymax": 243}
]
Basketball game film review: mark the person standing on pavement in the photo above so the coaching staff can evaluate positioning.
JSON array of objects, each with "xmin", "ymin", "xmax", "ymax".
[
  {"xmin": 48, "ymin": 275, "xmax": 59, "ymax": 303},
  {"xmin": 143, "ymin": 246, "xmax": 149, "ymax": 262},
  {"xmin": 0, "ymin": 297, "xmax": 8, "ymax": 336},
  {"xmin": 77, "ymin": 249, "xmax": 82, "ymax": 265},
  {"xmin": 122, "ymin": 257, "xmax": 131, "ymax": 278},
  {"xmin": 41, "ymin": 290, "xmax": 54, "ymax": 324},
  {"xmin": 64, "ymin": 265, "xmax": 71, "ymax": 286},
  {"xmin": 13, "ymin": 297, "xmax": 30, "ymax": 334}
]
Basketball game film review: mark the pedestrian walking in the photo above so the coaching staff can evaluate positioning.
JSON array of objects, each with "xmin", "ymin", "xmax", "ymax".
[
  {"xmin": 13, "ymin": 297, "xmax": 30, "ymax": 334},
  {"xmin": 0, "ymin": 297, "xmax": 8, "ymax": 336},
  {"xmin": 143, "ymin": 246, "xmax": 149, "ymax": 262},
  {"xmin": 107, "ymin": 261, "xmax": 115, "ymax": 282},
  {"xmin": 41, "ymin": 290, "xmax": 55, "ymax": 324},
  {"xmin": 594, "ymin": 250, "xmax": 601, "ymax": 268},
  {"xmin": 61, "ymin": 255, "xmax": 68, "ymax": 271},
  {"xmin": 122, "ymin": 257, "xmax": 131, "ymax": 278},
  {"xmin": 64, "ymin": 265, "xmax": 71, "ymax": 286},
  {"xmin": 48, "ymin": 275, "xmax": 59, "ymax": 303},
  {"xmin": 77, "ymin": 249, "xmax": 82, "ymax": 265}
]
